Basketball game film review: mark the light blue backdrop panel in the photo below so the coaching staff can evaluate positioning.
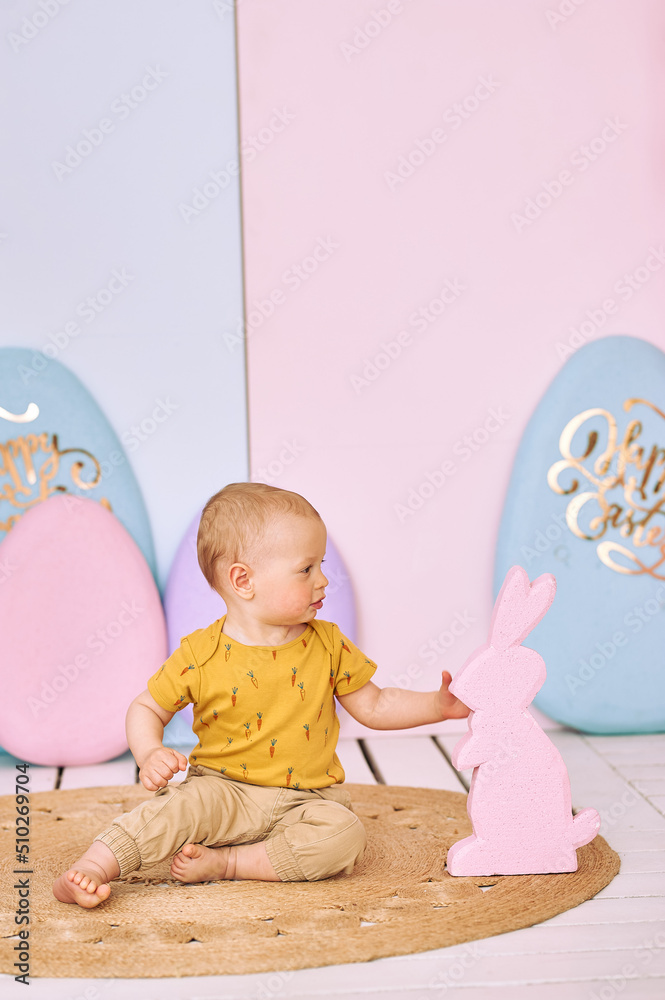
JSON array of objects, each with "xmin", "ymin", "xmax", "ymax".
[
  {"xmin": 0, "ymin": 1, "xmax": 250, "ymax": 765},
  {"xmin": 495, "ymin": 335, "xmax": 665, "ymax": 735},
  {"xmin": 0, "ymin": 347, "xmax": 156, "ymax": 576},
  {"xmin": 0, "ymin": 0, "xmax": 249, "ymax": 590}
]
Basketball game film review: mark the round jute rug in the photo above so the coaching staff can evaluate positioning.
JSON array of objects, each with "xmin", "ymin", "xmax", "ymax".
[{"xmin": 0, "ymin": 783, "xmax": 619, "ymax": 978}]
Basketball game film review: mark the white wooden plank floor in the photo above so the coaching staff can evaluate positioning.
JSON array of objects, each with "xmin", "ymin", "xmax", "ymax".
[{"xmin": 1, "ymin": 731, "xmax": 664, "ymax": 998}]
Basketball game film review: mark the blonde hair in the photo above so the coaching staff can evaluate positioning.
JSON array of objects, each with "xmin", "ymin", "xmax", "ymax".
[{"xmin": 197, "ymin": 482, "xmax": 322, "ymax": 592}]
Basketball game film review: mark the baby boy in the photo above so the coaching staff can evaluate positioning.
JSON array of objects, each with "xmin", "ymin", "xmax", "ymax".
[{"xmin": 53, "ymin": 482, "xmax": 469, "ymax": 907}]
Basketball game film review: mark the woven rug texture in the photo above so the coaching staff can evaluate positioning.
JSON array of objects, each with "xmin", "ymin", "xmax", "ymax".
[{"xmin": 0, "ymin": 783, "xmax": 620, "ymax": 978}]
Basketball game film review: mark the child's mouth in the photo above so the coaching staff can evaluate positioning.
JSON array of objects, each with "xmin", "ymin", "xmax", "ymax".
[{"xmin": 310, "ymin": 600, "xmax": 324, "ymax": 609}]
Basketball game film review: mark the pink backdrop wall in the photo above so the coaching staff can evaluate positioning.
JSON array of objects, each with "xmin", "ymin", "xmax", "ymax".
[{"xmin": 236, "ymin": 0, "xmax": 665, "ymax": 734}]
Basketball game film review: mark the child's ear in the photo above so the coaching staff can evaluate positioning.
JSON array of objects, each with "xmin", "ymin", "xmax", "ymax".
[{"xmin": 228, "ymin": 563, "xmax": 253, "ymax": 599}]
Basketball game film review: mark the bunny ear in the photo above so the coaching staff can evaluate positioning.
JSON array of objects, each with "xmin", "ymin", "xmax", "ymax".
[{"xmin": 489, "ymin": 565, "xmax": 556, "ymax": 651}]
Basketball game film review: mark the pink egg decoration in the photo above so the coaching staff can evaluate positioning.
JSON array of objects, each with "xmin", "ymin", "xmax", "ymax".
[
  {"xmin": 162, "ymin": 508, "xmax": 358, "ymax": 743},
  {"xmin": 0, "ymin": 494, "xmax": 167, "ymax": 766}
]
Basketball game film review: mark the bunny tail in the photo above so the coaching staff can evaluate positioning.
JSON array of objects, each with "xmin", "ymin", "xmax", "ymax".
[
  {"xmin": 571, "ymin": 807, "xmax": 601, "ymax": 849},
  {"xmin": 489, "ymin": 565, "xmax": 557, "ymax": 650}
]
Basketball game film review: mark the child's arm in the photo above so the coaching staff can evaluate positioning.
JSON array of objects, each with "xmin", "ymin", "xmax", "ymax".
[
  {"xmin": 126, "ymin": 689, "xmax": 189, "ymax": 791},
  {"xmin": 336, "ymin": 670, "xmax": 469, "ymax": 730}
]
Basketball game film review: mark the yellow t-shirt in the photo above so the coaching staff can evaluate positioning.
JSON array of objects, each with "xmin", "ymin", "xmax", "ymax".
[{"xmin": 148, "ymin": 617, "xmax": 377, "ymax": 789}]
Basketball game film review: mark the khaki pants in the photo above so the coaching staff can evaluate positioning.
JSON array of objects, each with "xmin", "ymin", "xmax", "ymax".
[{"xmin": 94, "ymin": 765, "xmax": 367, "ymax": 882}]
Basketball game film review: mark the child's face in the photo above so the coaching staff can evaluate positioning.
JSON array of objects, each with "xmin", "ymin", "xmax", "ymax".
[{"xmin": 248, "ymin": 514, "xmax": 328, "ymax": 626}]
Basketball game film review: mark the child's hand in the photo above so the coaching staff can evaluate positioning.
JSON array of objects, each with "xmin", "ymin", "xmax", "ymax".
[
  {"xmin": 139, "ymin": 746, "xmax": 188, "ymax": 791},
  {"xmin": 439, "ymin": 670, "xmax": 470, "ymax": 720}
]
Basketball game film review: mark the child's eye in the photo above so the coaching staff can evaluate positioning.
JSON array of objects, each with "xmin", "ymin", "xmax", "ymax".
[{"xmin": 302, "ymin": 566, "xmax": 312, "ymax": 574}]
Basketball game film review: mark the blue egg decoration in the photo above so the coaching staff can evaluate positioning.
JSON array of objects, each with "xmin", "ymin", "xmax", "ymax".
[
  {"xmin": 0, "ymin": 347, "xmax": 156, "ymax": 577},
  {"xmin": 495, "ymin": 335, "xmax": 665, "ymax": 734}
]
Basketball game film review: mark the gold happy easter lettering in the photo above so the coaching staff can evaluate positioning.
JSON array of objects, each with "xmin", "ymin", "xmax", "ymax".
[
  {"xmin": 547, "ymin": 400, "xmax": 665, "ymax": 578},
  {"xmin": 0, "ymin": 432, "xmax": 106, "ymax": 534}
]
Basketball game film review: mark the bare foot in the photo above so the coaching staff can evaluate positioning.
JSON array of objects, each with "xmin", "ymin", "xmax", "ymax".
[
  {"xmin": 53, "ymin": 864, "xmax": 112, "ymax": 908},
  {"xmin": 170, "ymin": 841, "xmax": 280, "ymax": 882},
  {"xmin": 170, "ymin": 843, "xmax": 230, "ymax": 883},
  {"xmin": 53, "ymin": 841, "xmax": 120, "ymax": 908}
]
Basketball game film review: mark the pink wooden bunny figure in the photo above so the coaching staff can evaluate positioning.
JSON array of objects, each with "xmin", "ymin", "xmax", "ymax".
[{"xmin": 447, "ymin": 565, "xmax": 600, "ymax": 876}]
